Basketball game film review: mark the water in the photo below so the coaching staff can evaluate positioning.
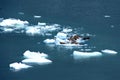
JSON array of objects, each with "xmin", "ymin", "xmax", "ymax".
[{"xmin": 0, "ymin": 0, "xmax": 120, "ymax": 80}]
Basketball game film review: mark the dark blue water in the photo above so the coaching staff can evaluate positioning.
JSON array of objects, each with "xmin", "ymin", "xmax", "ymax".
[{"xmin": 0, "ymin": 0, "xmax": 120, "ymax": 80}]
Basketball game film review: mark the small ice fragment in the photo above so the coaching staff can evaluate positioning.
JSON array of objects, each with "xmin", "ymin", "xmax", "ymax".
[
  {"xmin": 3, "ymin": 28, "xmax": 14, "ymax": 32},
  {"xmin": 110, "ymin": 25, "xmax": 115, "ymax": 28},
  {"xmin": 62, "ymin": 28, "xmax": 72, "ymax": 33},
  {"xmin": 38, "ymin": 22, "xmax": 46, "ymax": 26},
  {"xmin": 34, "ymin": 15, "xmax": 41, "ymax": 18},
  {"xmin": 9, "ymin": 62, "xmax": 32, "ymax": 71},
  {"xmin": 18, "ymin": 12, "xmax": 24, "ymax": 15},
  {"xmin": 44, "ymin": 39, "xmax": 55, "ymax": 44},
  {"xmin": 104, "ymin": 15, "xmax": 111, "ymax": 18},
  {"xmin": 101, "ymin": 49, "xmax": 117, "ymax": 54}
]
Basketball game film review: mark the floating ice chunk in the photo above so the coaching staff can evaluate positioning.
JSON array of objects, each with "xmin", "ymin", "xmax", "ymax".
[
  {"xmin": 38, "ymin": 22, "xmax": 46, "ymax": 26},
  {"xmin": 44, "ymin": 25, "xmax": 59, "ymax": 32},
  {"xmin": 18, "ymin": 12, "xmax": 24, "ymax": 15},
  {"xmin": 55, "ymin": 32, "xmax": 68, "ymax": 40},
  {"xmin": 73, "ymin": 51, "xmax": 102, "ymax": 59},
  {"xmin": 0, "ymin": 18, "xmax": 29, "ymax": 27},
  {"xmin": 25, "ymin": 24, "xmax": 60, "ymax": 36},
  {"xmin": 101, "ymin": 49, "xmax": 117, "ymax": 54},
  {"xmin": 62, "ymin": 28, "xmax": 72, "ymax": 33},
  {"xmin": 25, "ymin": 26, "xmax": 40, "ymax": 35},
  {"xmin": 9, "ymin": 62, "xmax": 32, "ymax": 71},
  {"xmin": 22, "ymin": 58, "xmax": 52, "ymax": 65},
  {"xmin": 44, "ymin": 39, "xmax": 55, "ymax": 44},
  {"xmin": 55, "ymin": 37, "xmax": 69, "ymax": 45},
  {"xmin": 0, "ymin": 18, "xmax": 60, "ymax": 36},
  {"xmin": 104, "ymin": 15, "xmax": 111, "ymax": 18},
  {"xmin": 34, "ymin": 15, "xmax": 41, "ymax": 18},
  {"xmin": 3, "ymin": 28, "xmax": 14, "ymax": 32},
  {"xmin": 60, "ymin": 43, "xmax": 81, "ymax": 47},
  {"xmin": 23, "ymin": 50, "xmax": 48, "ymax": 59}
]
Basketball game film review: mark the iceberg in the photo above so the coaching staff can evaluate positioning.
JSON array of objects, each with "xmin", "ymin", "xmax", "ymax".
[
  {"xmin": 9, "ymin": 62, "xmax": 32, "ymax": 71},
  {"xmin": 23, "ymin": 50, "xmax": 48, "ymax": 59},
  {"xmin": 22, "ymin": 58, "xmax": 52, "ymax": 65},
  {"xmin": 101, "ymin": 49, "xmax": 117, "ymax": 54},
  {"xmin": 73, "ymin": 51, "xmax": 102, "ymax": 59}
]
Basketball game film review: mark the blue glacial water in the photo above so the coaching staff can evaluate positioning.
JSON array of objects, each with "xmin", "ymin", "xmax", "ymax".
[{"xmin": 0, "ymin": 0, "xmax": 120, "ymax": 80}]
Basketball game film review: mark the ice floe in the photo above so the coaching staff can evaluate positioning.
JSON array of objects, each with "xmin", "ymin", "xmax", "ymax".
[
  {"xmin": 62, "ymin": 28, "xmax": 72, "ymax": 33},
  {"xmin": 3, "ymin": 28, "xmax": 14, "ymax": 32},
  {"xmin": 23, "ymin": 50, "xmax": 52, "ymax": 65},
  {"xmin": 25, "ymin": 23, "xmax": 60, "ymax": 36},
  {"xmin": 73, "ymin": 51, "xmax": 102, "ymax": 59},
  {"xmin": 0, "ymin": 18, "xmax": 61, "ymax": 36},
  {"xmin": 25, "ymin": 26, "xmax": 41, "ymax": 35},
  {"xmin": 9, "ymin": 50, "xmax": 52, "ymax": 71},
  {"xmin": 0, "ymin": 18, "xmax": 29, "ymax": 27},
  {"xmin": 44, "ymin": 32, "xmax": 87, "ymax": 47},
  {"xmin": 23, "ymin": 50, "xmax": 48, "ymax": 59},
  {"xmin": 22, "ymin": 58, "xmax": 52, "ymax": 65},
  {"xmin": 9, "ymin": 62, "xmax": 32, "ymax": 71},
  {"xmin": 38, "ymin": 22, "xmax": 46, "ymax": 26},
  {"xmin": 43, "ymin": 39, "xmax": 55, "ymax": 44},
  {"xmin": 101, "ymin": 49, "xmax": 117, "ymax": 54}
]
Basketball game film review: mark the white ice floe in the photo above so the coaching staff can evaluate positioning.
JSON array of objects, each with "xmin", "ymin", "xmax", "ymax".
[
  {"xmin": 0, "ymin": 18, "xmax": 29, "ymax": 27},
  {"xmin": 44, "ymin": 32, "xmax": 86, "ymax": 47},
  {"xmin": 0, "ymin": 18, "xmax": 60, "ymax": 36},
  {"xmin": 25, "ymin": 26, "xmax": 41, "ymax": 35},
  {"xmin": 3, "ymin": 28, "xmax": 14, "ymax": 32},
  {"xmin": 9, "ymin": 62, "xmax": 32, "ymax": 71},
  {"xmin": 38, "ymin": 22, "xmax": 46, "ymax": 26},
  {"xmin": 101, "ymin": 49, "xmax": 117, "ymax": 54},
  {"xmin": 23, "ymin": 50, "xmax": 52, "ymax": 65},
  {"xmin": 62, "ymin": 28, "xmax": 72, "ymax": 33},
  {"xmin": 25, "ymin": 24, "xmax": 60, "ymax": 36},
  {"xmin": 22, "ymin": 58, "xmax": 52, "ymax": 65},
  {"xmin": 55, "ymin": 32, "xmax": 68, "ymax": 39},
  {"xmin": 43, "ymin": 25, "xmax": 60, "ymax": 32},
  {"xmin": 43, "ymin": 32, "xmax": 68, "ymax": 44},
  {"xmin": 23, "ymin": 50, "xmax": 48, "ymax": 59},
  {"xmin": 73, "ymin": 51, "xmax": 102, "ymax": 59},
  {"xmin": 34, "ymin": 15, "xmax": 41, "ymax": 18},
  {"xmin": 43, "ymin": 39, "xmax": 55, "ymax": 44}
]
